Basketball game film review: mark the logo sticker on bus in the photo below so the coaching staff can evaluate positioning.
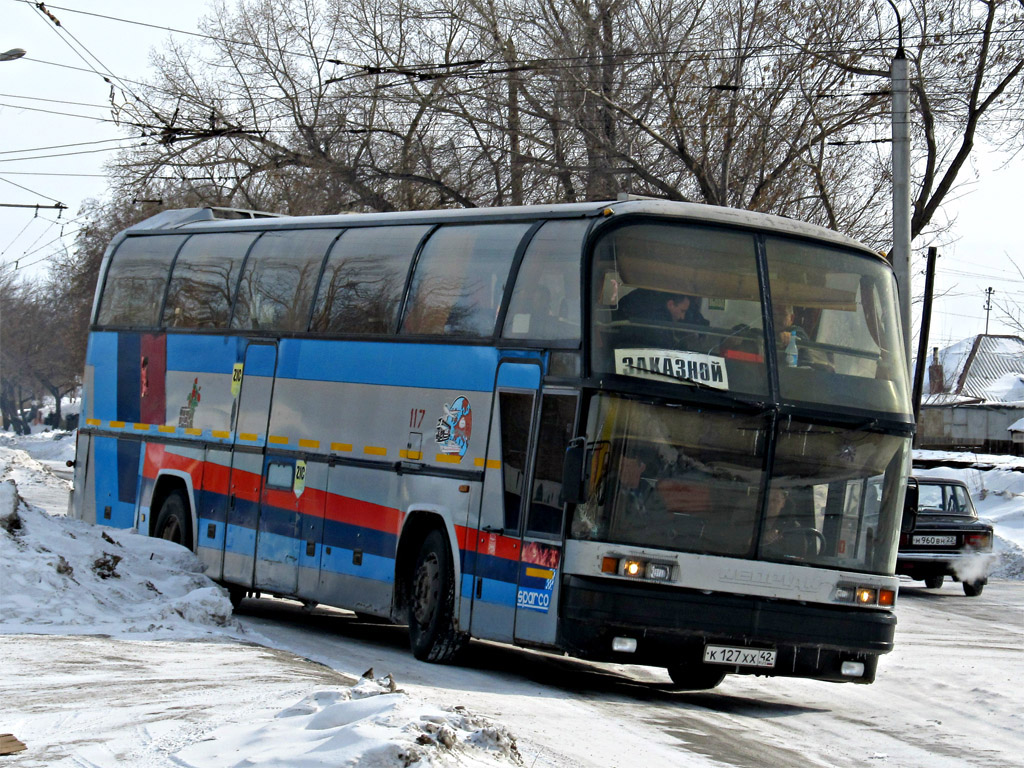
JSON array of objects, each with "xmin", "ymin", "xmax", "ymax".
[
  {"xmin": 517, "ymin": 542, "xmax": 560, "ymax": 613},
  {"xmin": 436, "ymin": 396, "xmax": 472, "ymax": 458},
  {"xmin": 614, "ymin": 349, "xmax": 729, "ymax": 390},
  {"xmin": 231, "ymin": 363, "xmax": 244, "ymax": 398},
  {"xmin": 293, "ymin": 460, "xmax": 307, "ymax": 498}
]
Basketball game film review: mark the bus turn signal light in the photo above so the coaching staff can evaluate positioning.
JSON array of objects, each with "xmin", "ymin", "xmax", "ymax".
[
  {"xmin": 878, "ymin": 589, "xmax": 896, "ymax": 606},
  {"xmin": 601, "ymin": 557, "xmax": 619, "ymax": 574}
]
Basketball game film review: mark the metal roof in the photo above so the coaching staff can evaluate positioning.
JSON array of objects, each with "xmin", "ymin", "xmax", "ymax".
[{"xmin": 923, "ymin": 334, "xmax": 1024, "ymax": 403}]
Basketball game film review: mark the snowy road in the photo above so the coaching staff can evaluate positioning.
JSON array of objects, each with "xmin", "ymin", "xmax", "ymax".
[
  {"xmin": 3, "ymin": 431, "xmax": 1022, "ymax": 767},
  {"xmin": 238, "ymin": 581, "xmax": 1024, "ymax": 768}
]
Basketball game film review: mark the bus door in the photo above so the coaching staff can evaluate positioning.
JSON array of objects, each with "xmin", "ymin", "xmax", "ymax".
[
  {"xmin": 470, "ymin": 360, "xmax": 541, "ymax": 643},
  {"xmin": 513, "ymin": 390, "xmax": 578, "ymax": 647},
  {"xmin": 255, "ymin": 454, "xmax": 307, "ymax": 595},
  {"xmin": 222, "ymin": 342, "xmax": 278, "ymax": 588}
]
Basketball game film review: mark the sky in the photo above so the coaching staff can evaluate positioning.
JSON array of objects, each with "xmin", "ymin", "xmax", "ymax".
[{"xmin": 0, "ymin": 0, "xmax": 1021, "ymax": 351}]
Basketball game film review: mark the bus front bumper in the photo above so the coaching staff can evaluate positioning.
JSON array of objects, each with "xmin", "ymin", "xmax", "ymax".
[{"xmin": 559, "ymin": 575, "xmax": 896, "ymax": 683}]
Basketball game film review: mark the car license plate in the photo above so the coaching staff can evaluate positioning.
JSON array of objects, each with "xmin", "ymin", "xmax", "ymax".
[
  {"xmin": 703, "ymin": 645, "xmax": 776, "ymax": 668},
  {"xmin": 913, "ymin": 535, "xmax": 956, "ymax": 546}
]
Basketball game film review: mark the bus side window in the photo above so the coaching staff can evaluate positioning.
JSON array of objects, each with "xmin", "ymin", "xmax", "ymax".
[
  {"xmin": 163, "ymin": 232, "xmax": 258, "ymax": 329},
  {"xmin": 232, "ymin": 229, "xmax": 341, "ymax": 332},
  {"xmin": 525, "ymin": 394, "xmax": 578, "ymax": 538},
  {"xmin": 311, "ymin": 226, "xmax": 429, "ymax": 334},
  {"xmin": 502, "ymin": 219, "xmax": 587, "ymax": 342},
  {"xmin": 499, "ymin": 392, "xmax": 535, "ymax": 533},
  {"xmin": 402, "ymin": 223, "xmax": 531, "ymax": 337},
  {"xmin": 96, "ymin": 235, "xmax": 186, "ymax": 327}
]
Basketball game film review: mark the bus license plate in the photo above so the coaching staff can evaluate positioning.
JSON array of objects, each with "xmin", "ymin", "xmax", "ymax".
[
  {"xmin": 703, "ymin": 645, "xmax": 776, "ymax": 668},
  {"xmin": 912, "ymin": 535, "xmax": 956, "ymax": 546}
]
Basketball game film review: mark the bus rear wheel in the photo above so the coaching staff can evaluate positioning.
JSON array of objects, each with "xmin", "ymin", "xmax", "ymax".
[
  {"xmin": 408, "ymin": 529, "xmax": 466, "ymax": 662},
  {"xmin": 924, "ymin": 575, "xmax": 944, "ymax": 589},
  {"xmin": 666, "ymin": 662, "xmax": 727, "ymax": 690},
  {"xmin": 154, "ymin": 489, "xmax": 193, "ymax": 551}
]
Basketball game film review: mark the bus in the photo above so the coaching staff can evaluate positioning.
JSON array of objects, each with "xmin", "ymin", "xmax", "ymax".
[{"xmin": 71, "ymin": 199, "xmax": 914, "ymax": 688}]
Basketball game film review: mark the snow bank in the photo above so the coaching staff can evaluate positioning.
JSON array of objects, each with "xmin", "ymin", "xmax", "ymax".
[
  {"xmin": 0, "ymin": 480, "xmax": 237, "ymax": 637},
  {"xmin": 1, "ymin": 437, "xmax": 525, "ymax": 768},
  {"xmin": 176, "ymin": 676, "xmax": 522, "ymax": 768}
]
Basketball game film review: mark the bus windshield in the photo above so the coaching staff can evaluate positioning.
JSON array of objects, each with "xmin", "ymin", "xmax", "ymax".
[
  {"xmin": 590, "ymin": 221, "xmax": 911, "ymax": 415},
  {"xmin": 571, "ymin": 395, "xmax": 909, "ymax": 575}
]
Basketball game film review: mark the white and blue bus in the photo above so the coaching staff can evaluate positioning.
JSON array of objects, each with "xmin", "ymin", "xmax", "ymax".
[{"xmin": 71, "ymin": 199, "xmax": 914, "ymax": 688}]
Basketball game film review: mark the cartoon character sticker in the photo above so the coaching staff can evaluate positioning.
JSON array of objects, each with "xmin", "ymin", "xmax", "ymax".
[
  {"xmin": 178, "ymin": 377, "xmax": 202, "ymax": 428},
  {"xmin": 435, "ymin": 396, "xmax": 472, "ymax": 458}
]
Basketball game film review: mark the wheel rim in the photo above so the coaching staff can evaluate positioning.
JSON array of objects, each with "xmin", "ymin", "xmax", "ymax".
[{"xmin": 412, "ymin": 552, "xmax": 440, "ymax": 627}]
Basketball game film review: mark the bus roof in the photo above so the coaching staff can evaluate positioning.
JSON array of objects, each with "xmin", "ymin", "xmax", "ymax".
[{"xmin": 124, "ymin": 199, "xmax": 881, "ymax": 259}]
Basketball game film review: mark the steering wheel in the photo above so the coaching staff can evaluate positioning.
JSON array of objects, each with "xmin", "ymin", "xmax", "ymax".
[{"xmin": 782, "ymin": 527, "xmax": 827, "ymax": 556}]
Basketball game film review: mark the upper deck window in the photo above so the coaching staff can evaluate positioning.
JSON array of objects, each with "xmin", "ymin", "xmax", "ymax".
[
  {"xmin": 591, "ymin": 222, "xmax": 768, "ymax": 396},
  {"xmin": 402, "ymin": 223, "xmax": 532, "ymax": 337},
  {"xmin": 232, "ymin": 229, "xmax": 341, "ymax": 332},
  {"xmin": 96, "ymin": 235, "xmax": 185, "ymax": 327},
  {"xmin": 502, "ymin": 219, "xmax": 588, "ymax": 343},
  {"xmin": 311, "ymin": 225, "xmax": 429, "ymax": 334},
  {"xmin": 766, "ymin": 237, "xmax": 910, "ymax": 415},
  {"xmin": 163, "ymin": 232, "xmax": 258, "ymax": 329}
]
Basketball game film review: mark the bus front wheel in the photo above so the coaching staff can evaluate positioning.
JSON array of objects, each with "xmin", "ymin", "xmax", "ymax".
[
  {"xmin": 154, "ymin": 489, "xmax": 193, "ymax": 551},
  {"xmin": 666, "ymin": 662, "xmax": 727, "ymax": 690},
  {"xmin": 408, "ymin": 529, "xmax": 466, "ymax": 662}
]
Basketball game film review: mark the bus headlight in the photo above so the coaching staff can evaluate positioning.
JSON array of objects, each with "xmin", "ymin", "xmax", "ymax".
[{"xmin": 601, "ymin": 556, "xmax": 673, "ymax": 581}]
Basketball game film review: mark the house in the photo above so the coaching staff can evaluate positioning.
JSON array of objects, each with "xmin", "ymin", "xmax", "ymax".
[{"xmin": 916, "ymin": 334, "xmax": 1024, "ymax": 454}]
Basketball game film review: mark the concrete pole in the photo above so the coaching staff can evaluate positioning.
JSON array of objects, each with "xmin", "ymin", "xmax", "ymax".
[{"xmin": 891, "ymin": 47, "xmax": 912, "ymax": 373}]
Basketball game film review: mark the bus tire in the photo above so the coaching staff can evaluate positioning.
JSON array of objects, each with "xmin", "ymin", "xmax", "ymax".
[
  {"xmin": 924, "ymin": 575, "xmax": 943, "ymax": 589},
  {"xmin": 408, "ymin": 529, "xmax": 466, "ymax": 662},
  {"xmin": 154, "ymin": 489, "xmax": 193, "ymax": 552},
  {"xmin": 666, "ymin": 663, "xmax": 727, "ymax": 690}
]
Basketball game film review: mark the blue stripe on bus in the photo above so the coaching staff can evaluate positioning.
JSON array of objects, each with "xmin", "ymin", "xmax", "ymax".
[
  {"xmin": 276, "ymin": 339, "xmax": 507, "ymax": 390},
  {"xmin": 116, "ymin": 439, "xmax": 142, "ymax": 505},
  {"xmin": 320, "ymin": 547, "xmax": 395, "ymax": 583},
  {"xmin": 253, "ymin": 529, "xmax": 301, "ymax": 562},
  {"xmin": 496, "ymin": 362, "xmax": 541, "ymax": 388},
  {"xmin": 88, "ymin": 333, "xmax": 119, "ymax": 418},
  {"xmin": 117, "ymin": 334, "xmax": 141, "ymax": 423},
  {"xmin": 462, "ymin": 549, "xmax": 519, "ymax": 584},
  {"xmin": 477, "ymin": 576, "xmax": 517, "ymax": 607},
  {"xmin": 166, "ymin": 334, "xmax": 244, "ymax": 374},
  {"xmin": 224, "ymin": 522, "xmax": 257, "ymax": 557}
]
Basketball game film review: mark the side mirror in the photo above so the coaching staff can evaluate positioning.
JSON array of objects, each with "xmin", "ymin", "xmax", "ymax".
[
  {"xmin": 901, "ymin": 478, "xmax": 919, "ymax": 534},
  {"xmin": 560, "ymin": 437, "xmax": 587, "ymax": 505}
]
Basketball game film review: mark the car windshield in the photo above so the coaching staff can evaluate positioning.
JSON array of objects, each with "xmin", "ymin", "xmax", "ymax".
[{"xmin": 917, "ymin": 483, "xmax": 976, "ymax": 517}]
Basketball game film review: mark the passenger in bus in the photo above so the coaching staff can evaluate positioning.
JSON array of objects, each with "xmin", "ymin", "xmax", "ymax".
[
  {"xmin": 616, "ymin": 288, "xmax": 709, "ymax": 350},
  {"xmin": 772, "ymin": 304, "xmax": 834, "ymax": 370}
]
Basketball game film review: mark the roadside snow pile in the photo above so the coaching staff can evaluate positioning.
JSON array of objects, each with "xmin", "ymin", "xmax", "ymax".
[
  {"xmin": 175, "ymin": 675, "xmax": 522, "ymax": 768},
  {"xmin": 0, "ymin": 480, "xmax": 237, "ymax": 637}
]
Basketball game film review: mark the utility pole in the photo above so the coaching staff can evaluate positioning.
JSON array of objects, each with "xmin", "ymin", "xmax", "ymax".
[
  {"xmin": 888, "ymin": 1, "xmax": 912, "ymax": 374},
  {"xmin": 984, "ymin": 287, "xmax": 994, "ymax": 335}
]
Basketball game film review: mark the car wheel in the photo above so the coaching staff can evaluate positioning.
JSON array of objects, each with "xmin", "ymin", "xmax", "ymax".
[
  {"xmin": 666, "ymin": 663, "xmax": 727, "ymax": 690},
  {"xmin": 154, "ymin": 489, "xmax": 193, "ymax": 551},
  {"xmin": 408, "ymin": 529, "xmax": 467, "ymax": 662},
  {"xmin": 924, "ymin": 575, "xmax": 944, "ymax": 589},
  {"xmin": 963, "ymin": 580, "xmax": 986, "ymax": 597}
]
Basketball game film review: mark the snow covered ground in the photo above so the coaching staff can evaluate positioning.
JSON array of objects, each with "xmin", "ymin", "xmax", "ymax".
[
  {"xmin": 0, "ymin": 432, "xmax": 525, "ymax": 768},
  {"xmin": 1, "ymin": 430, "xmax": 1023, "ymax": 766}
]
